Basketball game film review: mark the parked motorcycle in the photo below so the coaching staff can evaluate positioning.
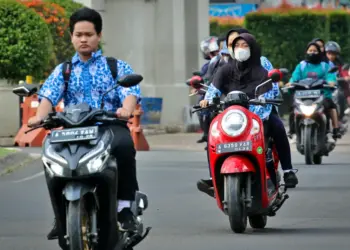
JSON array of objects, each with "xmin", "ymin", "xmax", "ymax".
[
  {"xmin": 12, "ymin": 74, "xmax": 151, "ymax": 250},
  {"xmin": 282, "ymin": 74, "xmax": 337, "ymax": 165},
  {"xmin": 192, "ymin": 70, "xmax": 289, "ymax": 234}
]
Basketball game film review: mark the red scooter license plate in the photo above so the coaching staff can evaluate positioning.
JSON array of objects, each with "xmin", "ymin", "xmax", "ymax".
[{"xmin": 216, "ymin": 141, "xmax": 252, "ymax": 154}]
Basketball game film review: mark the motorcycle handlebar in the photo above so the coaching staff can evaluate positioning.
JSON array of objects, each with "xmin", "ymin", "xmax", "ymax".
[{"xmin": 25, "ymin": 110, "xmax": 133, "ymax": 134}]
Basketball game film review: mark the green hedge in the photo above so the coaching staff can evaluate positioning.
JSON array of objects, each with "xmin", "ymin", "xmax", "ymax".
[
  {"xmin": 210, "ymin": 11, "xmax": 350, "ymax": 71},
  {"xmin": 327, "ymin": 12, "xmax": 350, "ymax": 62},
  {"xmin": 0, "ymin": 0, "xmax": 53, "ymax": 83}
]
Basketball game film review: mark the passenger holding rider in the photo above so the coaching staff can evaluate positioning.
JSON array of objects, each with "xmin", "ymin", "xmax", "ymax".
[
  {"xmin": 197, "ymin": 33, "xmax": 298, "ymax": 191},
  {"xmin": 286, "ymin": 42, "xmax": 341, "ymax": 142},
  {"xmin": 195, "ymin": 37, "xmax": 220, "ymax": 144}
]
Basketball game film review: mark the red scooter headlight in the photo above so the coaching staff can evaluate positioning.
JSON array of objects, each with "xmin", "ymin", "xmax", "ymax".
[{"xmin": 221, "ymin": 110, "xmax": 248, "ymax": 137}]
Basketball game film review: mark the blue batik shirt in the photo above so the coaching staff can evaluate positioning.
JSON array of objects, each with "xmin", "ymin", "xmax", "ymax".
[
  {"xmin": 204, "ymin": 56, "xmax": 280, "ymax": 121},
  {"xmin": 39, "ymin": 50, "xmax": 141, "ymax": 112}
]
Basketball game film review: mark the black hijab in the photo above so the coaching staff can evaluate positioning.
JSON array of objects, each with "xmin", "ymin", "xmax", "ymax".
[
  {"xmin": 213, "ymin": 33, "xmax": 268, "ymax": 99},
  {"xmin": 305, "ymin": 42, "xmax": 323, "ymax": 64}
]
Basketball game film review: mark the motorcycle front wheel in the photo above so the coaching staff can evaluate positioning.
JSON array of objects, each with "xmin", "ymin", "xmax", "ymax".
[
  {"xmin": 225, "ymin": 174, "xmax": 247, "ymax": 233},
  {"xmin": 67, "ymin": 198, "xmax": 95, "ymax": 250},
  {"xmin": 304, "ymin": 126, "xmax": 314, "ymax": 165}
]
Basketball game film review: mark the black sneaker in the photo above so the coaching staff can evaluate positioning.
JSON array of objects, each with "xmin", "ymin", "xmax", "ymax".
[
  {"xmin": 47, "ymin": 218, "xmax": 58, "ymax": 240},
  {"xmin": 284, "ymin": 171, "xmax": 298, "ymax": 188},
  {"xmin": 197, "ymin": 137, "xmax": 206, "ymax": 143},
  {"xmin": 196, "ymin": 179, "xmax": 215, "ymax": 197},
  {"xmin": 333, "ymin": 128, "xmax": 341, "ymax": 140},
  {"xmin": 118, "ymin": 208, "xmax": 138, "ymax": 232}
]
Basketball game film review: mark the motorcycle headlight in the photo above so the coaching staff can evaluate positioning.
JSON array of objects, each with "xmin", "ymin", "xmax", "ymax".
[
  {"xmin": 85, "ymin": 149, "xmax": 109, "ymax": 173},
  {"xmin": 42, "ymin": 145, "xmax": 68, "ymax": 177},
  {"xmin": 42, "ymin": 155, "xmax": 65, "ymax": 176},
  {"xmin": 300, "ymin": 104, "xmax": 317, "ymax": 116},
  {"xmin": 221, "ymin": 110, "xmax": 247, "ymax": 137},
  {"xmin": 79, "ymin": 141, "xmax": 110, "ymax": 173}
]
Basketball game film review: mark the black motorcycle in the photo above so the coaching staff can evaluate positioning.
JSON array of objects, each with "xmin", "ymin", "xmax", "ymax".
[
  {"xmin": 282, "ymin": 78, "xmax": 337, "ymax": 165},
  {"xmin": 12, "ymin": 74, "xmax": 151, "ymax": 250}
]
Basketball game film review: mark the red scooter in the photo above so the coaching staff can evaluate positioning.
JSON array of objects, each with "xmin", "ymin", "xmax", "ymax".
[{"xmin": 192, "ymin": 70, "xmax": 289, "ymax": 234}]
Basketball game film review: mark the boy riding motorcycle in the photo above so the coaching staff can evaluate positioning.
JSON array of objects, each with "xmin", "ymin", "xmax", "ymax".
[
  {"xmin": 198, "ymin": 33, "xmax": 298, "ymax": 194},
  {"xmin": 325, "ymin": 41, "xmax": 350, "ymax": 116},
  {"xmin": 286, "ymin": 42, "xmax": 341, "ymax": 142}
]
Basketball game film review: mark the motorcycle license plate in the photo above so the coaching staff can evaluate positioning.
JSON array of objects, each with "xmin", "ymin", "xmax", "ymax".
[
  {"xmin": 50, "ymin": 126, "xmax": 99, "ymax": 143},
  {"xmin": 295, "ymin": 89, "xmax": 321, "ymax": 99},
  {"xmin": 216, "ymin": 141, "xmax": 252, "ymax": 154}
]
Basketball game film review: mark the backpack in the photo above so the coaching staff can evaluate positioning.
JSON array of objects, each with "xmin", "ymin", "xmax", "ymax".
[
  {"xmin": 62, "ymin": 57, "xmax": 118, "ymax": 91},
  {"xmin": 300, "ymin": 60, "xmax": 327, "ymax": 76}
]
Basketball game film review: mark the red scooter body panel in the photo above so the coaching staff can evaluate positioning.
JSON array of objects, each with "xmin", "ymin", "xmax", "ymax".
[{"xmin": 208, "ymin": 105, "xmax": 269, "ymax": 211}]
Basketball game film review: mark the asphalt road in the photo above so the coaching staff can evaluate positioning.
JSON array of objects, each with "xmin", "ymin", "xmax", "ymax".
[{"xmin": 1, "ymin": 148, "xmax": 350, "ymax": 250}]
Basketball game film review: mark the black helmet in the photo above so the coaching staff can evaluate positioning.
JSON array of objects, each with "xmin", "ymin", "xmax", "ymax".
[
  {"xmin": 200, "ymin": 36, "xmax": 219, "ymax": 60},
  {"xmin": 325, "ymin": 41, "xmax": 341, "ymax": 54}
]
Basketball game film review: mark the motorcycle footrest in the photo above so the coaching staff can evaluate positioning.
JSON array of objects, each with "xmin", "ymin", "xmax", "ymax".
[
  {"xmin": 268, "ymin": 193, "xmax": 289, "ymax": 216},
  {"xmin": 126, "ymin": 226, "xmax": 152, "ymax": 248}
]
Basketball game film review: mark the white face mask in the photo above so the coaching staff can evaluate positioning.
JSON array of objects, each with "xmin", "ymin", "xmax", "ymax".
[{"xmin": 234, "ymin": 48, "xmax": 251, "ymax": 62}]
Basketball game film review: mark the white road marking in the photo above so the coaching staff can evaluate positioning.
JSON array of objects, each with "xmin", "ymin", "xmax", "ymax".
[{"xmin": 12, "ymin": 171, "xmax": 44, "ymax": 183}]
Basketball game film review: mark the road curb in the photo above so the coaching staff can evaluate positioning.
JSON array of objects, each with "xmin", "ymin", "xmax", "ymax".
[{"xmin": 0, "ymin": 150, "xmax": 40, "ymax": 176}]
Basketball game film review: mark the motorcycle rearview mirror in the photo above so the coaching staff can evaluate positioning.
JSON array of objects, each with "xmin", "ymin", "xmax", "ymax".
[
  {"xmin": 100, "ymin": 74, "xmax": 143, "ymax": 109},
  {"xmin": 12, "ymin": 84, "xmax": 38, "ymax": 97},
  {"xmin": 268, "ymin": 69, "xmax": 283, "ymax": 82},
  {"xmin": 255, "ymin": 80, "xmax": 273, "ymax": 98},
  {"xmin": 328, "ymin": 66, "xmax": 338, "ymax": 73},
  {"xmin": 117, "ymin": 74, "xmax": 143, "ymax": 88}
]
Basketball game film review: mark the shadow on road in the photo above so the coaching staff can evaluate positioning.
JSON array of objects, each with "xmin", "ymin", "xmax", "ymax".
[{"xmin": 251, "ymin": 226, "xmax": 350, "ymax": 236}]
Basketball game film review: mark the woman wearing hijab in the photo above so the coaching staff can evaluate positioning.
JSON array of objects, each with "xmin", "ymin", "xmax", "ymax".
[
  {"xmin": 197, "ymin": 33, "xmax": 298, "ymax": 195},
  {"xmin": 225, "ymin": 27, "xmax": 274, "ymax": 71},
  {"xmin": 286, "ymin": 42, "xmax": 341, "ymax": 142}
]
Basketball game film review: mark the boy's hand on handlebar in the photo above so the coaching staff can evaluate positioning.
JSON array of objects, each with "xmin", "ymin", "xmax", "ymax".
[
  {"xmin": 116, "ymin": 107, "xmax": 132, "ymax": 119},
  {"xmin": 28, "ymin": 116, "xmax": 43, "ymax": 128},
  {"xmin": 199, "ymin": 100, "xmax": 209, "ymax": 108}
]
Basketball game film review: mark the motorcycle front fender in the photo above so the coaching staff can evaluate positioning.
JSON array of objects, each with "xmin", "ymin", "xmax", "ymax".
[
  {"xmin": 302, "ymin": 118, "xmax": 315, "ymax": 126},
  {"xmin": 63, "ymin": 182, "xmax": 99, "ymax": 208},
  {"xmin": 220, "ymin": 155, "xmax": 256, "ymax": 174}
]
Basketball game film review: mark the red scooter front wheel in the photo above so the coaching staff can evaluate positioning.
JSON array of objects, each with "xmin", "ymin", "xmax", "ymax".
[{"xmin": 225, "ymin": 174, "xmax": 247, "ymax": 233}]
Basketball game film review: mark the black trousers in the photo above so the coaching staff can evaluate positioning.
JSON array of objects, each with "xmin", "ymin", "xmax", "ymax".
[
  {"xmin": 265, "ymin": 113, "xmax": 293, "ymax": 171},
  {"xmin": 108, "ymin": 124, "xmax": 139, "ymax": 201}
]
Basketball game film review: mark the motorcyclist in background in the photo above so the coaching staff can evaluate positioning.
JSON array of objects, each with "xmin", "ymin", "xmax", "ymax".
[
  {"xmin": 195, "ymin": 37, "xmax": 220, "ymax": 144},
  {"xmin": 197, "ymin": 33, "xmax": 298, "ymax": 194},
  {"xmin": 286, "ymin": 42, "xmax": 341, "ymax": 143},
  {"xmin": 325, "ymin": 41, "xmax": 350, "ymax": 115},
  {"xmin": 312, "ymin": 38, "xmax": 331, "ymax": 64}
]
